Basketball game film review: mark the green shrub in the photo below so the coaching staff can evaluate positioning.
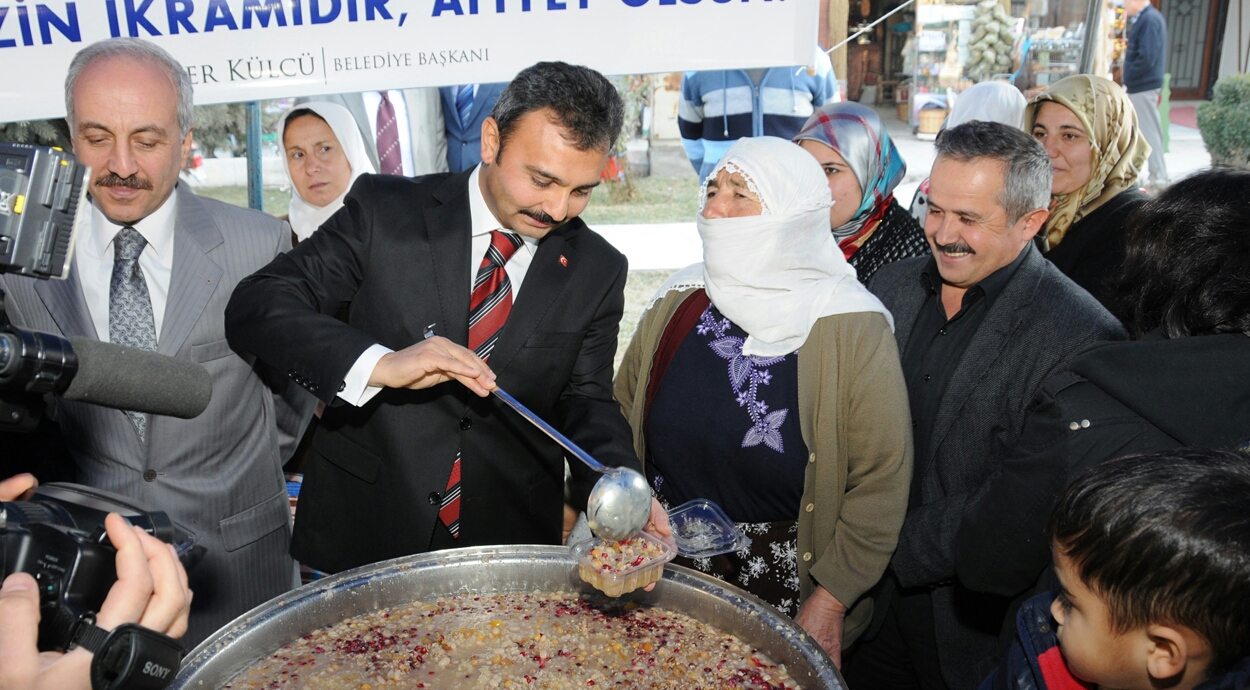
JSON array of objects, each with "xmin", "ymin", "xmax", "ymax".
[
  {"xmin": 0, "ymin": 120, "xmax": 72, "ymax": 149},
  {"xmin": 1198, "ymin": 74, "xmax": 1250, "ymax": 169}
]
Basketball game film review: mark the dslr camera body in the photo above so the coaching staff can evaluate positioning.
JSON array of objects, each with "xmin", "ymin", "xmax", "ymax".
[{"xmin": 2, "ymin": 482, "xmax": 198, "ymax": 688}]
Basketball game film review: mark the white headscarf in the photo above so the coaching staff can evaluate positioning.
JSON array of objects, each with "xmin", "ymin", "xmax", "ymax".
[
  {"xmin": 946, "ymin": 81, "xmax": 1028, "ymax": 130},
  {"xmin": 277, "ymin": 102, "xmax": 376, "ymax": 242},
  {"xmin": 652, "ymin": 136, "xmax": 893, "ymax": 358}
]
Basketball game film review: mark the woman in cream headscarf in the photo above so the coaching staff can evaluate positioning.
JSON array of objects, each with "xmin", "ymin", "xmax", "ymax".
[
  {"xmin": 278, "ymin": 101, "xmax": 376, "ymax": 244},
  {"xmin": 1027, "ymin": 74, "xmax": 1150, "ymax": 311},
  {"xmin": 615, "ymin": 136, "xmax": 912, "ymax": 667}
]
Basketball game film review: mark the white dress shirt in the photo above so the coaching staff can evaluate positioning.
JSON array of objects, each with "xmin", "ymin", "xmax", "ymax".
[
  {"xmin": 361, "ymin": 90, "xmax": 415, "ymax": 177},
  {"xmin": 76, "ymin": 193, "xmax": 178, "ymax": 343},
  {"xmin": 339, "ymin": 165, "xmax": 538, "ymax": 406}
]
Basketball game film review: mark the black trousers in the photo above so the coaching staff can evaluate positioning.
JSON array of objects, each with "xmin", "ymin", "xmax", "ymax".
[{"xmin": 843, "ymin": 579, "xmax": 952, "ymax": 690}]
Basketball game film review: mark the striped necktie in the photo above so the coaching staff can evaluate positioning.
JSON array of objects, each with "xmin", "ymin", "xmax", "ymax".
[
  {"xmin": 375, "ymin": 92, "xmax": 402, "ymax": 176},
  {"xmin": 439, "ymin": 229, "xmax": 524, "ymax": 538},
  {"xmin": 456, "ymin": 84, "xmax": 475, "ymax": 129}
]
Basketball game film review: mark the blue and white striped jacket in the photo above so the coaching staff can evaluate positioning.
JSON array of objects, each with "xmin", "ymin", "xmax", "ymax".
[{"xmin": 678, "ymin": 57, "xmax": 840, "ymax": 180}]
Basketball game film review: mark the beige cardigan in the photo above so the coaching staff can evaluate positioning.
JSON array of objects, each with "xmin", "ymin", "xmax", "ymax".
[{"xmin": 615, "ymin": 288, "xmax": 914, "ymax": 644}]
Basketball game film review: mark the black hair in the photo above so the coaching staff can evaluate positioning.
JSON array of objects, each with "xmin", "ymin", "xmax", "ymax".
[
  {"xmin": 1113, "ymin": 168, "xmax": 1250, "ymax": 338},
  {"xmin": 283, "ymin": 108, "xmax": 327, "ymax": 135},
  {"xmin": 1049, "ymin": 448, "xmax": 1250, "ymax": 674},
  {"xmin": 933, "ymin": 121, "xmax": 1052, "ymax": 224},
  {"xmin": 489, "ymin": 61, "xmax": 623, "ymax": 157}
]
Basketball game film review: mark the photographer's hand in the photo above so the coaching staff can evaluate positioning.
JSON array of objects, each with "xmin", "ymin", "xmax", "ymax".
[
  {"xmin": 0, "ymin": 473, "xmax": 37, "ymax": 501},
  {"xmin": 95, "ymin": 513, "xmax": 192, "ymax": 638},
  {"xmin": 0, "ymin": 514, "xmax": 192, "ymax": 690}
]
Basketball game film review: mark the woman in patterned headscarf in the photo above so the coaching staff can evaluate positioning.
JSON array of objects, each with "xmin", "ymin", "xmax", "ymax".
[
  {"xmin": 615, "ymin": 136, "xmax": 912, "ymax": 668},
  {"xmin": 793, "ymin": 102, "xmax": 930, "ymax": 284},
  {"xmin": 1027, "ymin": 75, "xmax": 1151, "ymax": 311}
]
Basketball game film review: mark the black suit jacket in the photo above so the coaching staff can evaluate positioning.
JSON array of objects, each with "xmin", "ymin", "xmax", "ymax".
[
  {"xmin": 225, "ymin": 170, "xmax": 640, "ymax": 573},
  {"xmin": 866, "ymin": 244, "xmax": 1127, "ymax": 689},
  {"xmin": 956, "ymin": 332, "xmax": 1250, "ymax": 600}
]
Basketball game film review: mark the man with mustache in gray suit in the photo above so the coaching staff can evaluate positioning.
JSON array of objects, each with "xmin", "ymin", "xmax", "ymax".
[{"xmin": 0, "ymin": 38, "xmax": 316, "ymax": 647}]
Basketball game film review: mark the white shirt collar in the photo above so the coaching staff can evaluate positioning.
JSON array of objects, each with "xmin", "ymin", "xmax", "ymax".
[
  {"xmin": 467, "ymin": 165, "xmax": 538, "ymax": 254},
  {"xmin": 88, "ymin": 189, "xmax": 178, "ymax": 261}
]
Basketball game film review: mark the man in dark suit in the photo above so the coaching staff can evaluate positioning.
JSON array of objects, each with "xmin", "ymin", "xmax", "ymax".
[
  {"xmin": 440, "ymin": 83, "xmax": 506, "ymax": 173},
  {"xmin": 226, "ymin": 62, "xmax": 664, "ymax": 575},
  {"xmin": 842, "ymin": 122, "xmax": 1127, "ymax": 690}
]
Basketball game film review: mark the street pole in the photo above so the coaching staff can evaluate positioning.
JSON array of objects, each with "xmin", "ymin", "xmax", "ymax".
[
  {"xmin": 246, "ymin": 101, "xmax": 263, "ymax": 211},
  {"xmin": 1077, "ymin": 0, "xmax": 1103, "ymax": 75}
]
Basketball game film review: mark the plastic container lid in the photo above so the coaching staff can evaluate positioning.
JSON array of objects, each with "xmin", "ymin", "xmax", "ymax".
[{"xmin": 666, "ymin": 499, "xmax": 752, "ymax": 559}]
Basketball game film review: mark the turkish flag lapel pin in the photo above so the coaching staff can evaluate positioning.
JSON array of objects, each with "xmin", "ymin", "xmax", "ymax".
[{"xmin": 559, "ymin": 255, "xmax": 569, "ymax": 267}]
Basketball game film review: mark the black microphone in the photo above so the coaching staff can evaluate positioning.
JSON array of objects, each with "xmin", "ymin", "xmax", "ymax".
[{"xmin": 64, "ymin": 337, "xmax": 212, "ymax": 419}]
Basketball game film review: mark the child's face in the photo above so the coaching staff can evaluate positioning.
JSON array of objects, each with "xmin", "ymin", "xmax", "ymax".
[{"xmin": 1051, "ymin": 550, "xmax": 1145, "ymax": 689}]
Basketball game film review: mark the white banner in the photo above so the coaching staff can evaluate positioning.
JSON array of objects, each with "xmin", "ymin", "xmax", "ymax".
[{"xmin": 0, "ymin": 0, "xmax": 818, "ymax": 122}]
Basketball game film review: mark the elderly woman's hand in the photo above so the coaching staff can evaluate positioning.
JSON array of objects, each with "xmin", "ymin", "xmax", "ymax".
[
  {"xmin": 794, "ymin": 585, "xmax": 848, "ymax": 668},
  {"xmin": 641, "ymin": 498, "xmax": 674, "ymax": 592}
]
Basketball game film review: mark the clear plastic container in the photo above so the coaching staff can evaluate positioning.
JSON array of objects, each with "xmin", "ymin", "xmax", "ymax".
[
  {"xmin": 667, "ymin": 499, "xmax": 752, "ymax": 559},
  {"xmin": 573, "ymin": 531, "xmax": 676, "ymax": 597}
]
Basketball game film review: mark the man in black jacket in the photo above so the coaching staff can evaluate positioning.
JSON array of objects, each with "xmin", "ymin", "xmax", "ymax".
[
  {"xmin": 956, "ymin": 168, "xmax": 1250, "ymax": 607},
  {"xmin": 225, "ymin": 62, "xmax": 664, "ymax": 574},
  {"xmin": 843, "ymin": 122, "xmax": 1127, "ymax": 690},
  {"xmin": 1123, "ymin": 0, "xmax": 1168, "ymax": 188}
]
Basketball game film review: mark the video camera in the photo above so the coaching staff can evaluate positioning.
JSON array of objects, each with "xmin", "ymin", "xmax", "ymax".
[
  {"xmin": 0, "ymin": 142, "xmax": 212, "ymax": 431},
  {"xmin": 0, "ymin": 143, "xmax": 206, "ymax": 688},
  {"xmin": 0, "ymin": 142, "xmax": 90, "ymax": 431}
]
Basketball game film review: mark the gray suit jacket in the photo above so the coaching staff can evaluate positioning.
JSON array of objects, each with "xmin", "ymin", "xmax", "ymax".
[
  {"xmin": 0, "ymin": 186, "xmax": 316, "ymax": 647},
  {"xmin": 867, "ymin": 244, "xmax": 1127, "ymax": 689},
  {"xmin": 297, "ymin": 89, "xmax": 449, "ymax": 176}
]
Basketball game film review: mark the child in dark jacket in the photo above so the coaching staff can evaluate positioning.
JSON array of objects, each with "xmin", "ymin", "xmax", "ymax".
[{"xmin": 981, "ymin": 448, "xmax": 1250, "ymax": 690}]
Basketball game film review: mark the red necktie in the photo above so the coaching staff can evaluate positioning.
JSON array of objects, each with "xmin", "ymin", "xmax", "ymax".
[
  {"xmin": 375, "ymin": 92, "xmax": 402, "ymax": 176},
  {"xmin": 439, "ymin": 230, "xmax": 524, "ymax": 538}
]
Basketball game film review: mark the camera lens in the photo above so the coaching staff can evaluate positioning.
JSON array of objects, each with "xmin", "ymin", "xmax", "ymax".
[{"xmin": 0, "ymin": 331, "xmax": 17, "ymax": 378}]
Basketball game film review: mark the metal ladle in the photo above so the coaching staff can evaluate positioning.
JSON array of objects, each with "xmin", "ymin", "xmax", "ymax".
[{"xmin": 492, "ymin": 388, "xmax": 652, "ymax": 541}]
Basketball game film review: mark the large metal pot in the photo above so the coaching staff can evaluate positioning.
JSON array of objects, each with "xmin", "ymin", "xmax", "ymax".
[{"xmin": 171, "ymin": 545, "xmax": 846, "ymax": 689}]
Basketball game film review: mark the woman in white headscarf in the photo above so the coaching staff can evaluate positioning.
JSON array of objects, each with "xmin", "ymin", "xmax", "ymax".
[
  {"xmin": 615, "ymin": 136, "xmax": 913, "ymax": 667},
  {"xmin": 278, "ymin": 101, "xmax": 376, "ymax": 244},
  {"xmin": 909, "ymin": 81, "xmax": 1028, "ymax": 223}
]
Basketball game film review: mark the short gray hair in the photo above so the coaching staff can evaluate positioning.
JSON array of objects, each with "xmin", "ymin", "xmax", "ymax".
[
  {"xmin": 935, "ymin": 121, "xmax": 1052, "ymax": 224},
  {"xmin": 65, "ymin": 38, "xmax": 194, "ymax": 138}
]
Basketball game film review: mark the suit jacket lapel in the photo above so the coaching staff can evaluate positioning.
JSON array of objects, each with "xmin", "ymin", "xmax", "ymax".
[
  {"xmin": 159, "ymin": 187, "xmax": 224, "ymax": 357},
  {"xmin": 926, "ymin": 247, "xmax": 1044, "ymax": 462},
  {"xmin": 889, "ymin": 272, "xmax": 927, "ymax": 357},
  {"xmin": 486, "ymin": 223, "xmax": 577, "ymax": 376},
  {"xmin": 424, "ymin": 171, "xmax": 474, "ymax": 345},
  {"xmin": 33, "ymin": 267, "xmax": 96, "ymax": 340}
]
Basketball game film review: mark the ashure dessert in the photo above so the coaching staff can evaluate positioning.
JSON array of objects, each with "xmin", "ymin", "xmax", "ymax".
[
  {"xmin": 574, "ymin": 533, "xmax": 675, "ymax": 597},
  {"xmin": 226, "ymin": 591, "xmax": 801, "ymax": 689}
]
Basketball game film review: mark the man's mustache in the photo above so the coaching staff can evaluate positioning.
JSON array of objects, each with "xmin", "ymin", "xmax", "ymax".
[
  {"xmin": 519, "ymin": 208, "xmax": 558, "ymax": 226},
  {"xmin": 94, "ymin": 172, "xmax": 154, "ymax": 191},
  {"xmin": 934, "ymin": 240, "xmax": 975, "ymax": 255}
]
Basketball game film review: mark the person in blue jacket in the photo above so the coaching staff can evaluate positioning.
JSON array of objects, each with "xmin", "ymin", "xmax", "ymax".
[
  {"xmin": 439, "ymin": 83, "xmax": 507, "ymax": 173},
  {"xmin": 1122, "ymin": 0, "xmax": 1168, "ymax": 187},
  {"xmin": 982, "ymin": 449, "xmax": 1250, "ymax": 690},
  {"xmin": 678, "ymin": 50, "xmax": 840, "ymax": 181}
]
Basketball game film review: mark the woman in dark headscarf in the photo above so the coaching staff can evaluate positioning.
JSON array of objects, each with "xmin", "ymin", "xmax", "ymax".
[{"xmin": 793, "ymin": 102, "xmax": 930, "ymax": 285}]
